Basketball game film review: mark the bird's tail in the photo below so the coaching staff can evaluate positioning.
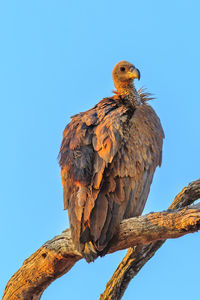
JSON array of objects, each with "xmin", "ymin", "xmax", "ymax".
[{"xmin": 82, "ymin": 241, "xmax": 99, "ymax": 263}]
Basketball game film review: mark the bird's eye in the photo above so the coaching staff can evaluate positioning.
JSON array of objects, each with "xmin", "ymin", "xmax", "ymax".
[{"xmin": 120, "ymin": 67, "xmax": 126, "ymax": 72}]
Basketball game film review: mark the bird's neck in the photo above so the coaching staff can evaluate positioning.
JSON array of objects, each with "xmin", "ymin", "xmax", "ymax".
[{"xmin": 117, "ymin": 83, "xmax": 141, "ymax": 108}]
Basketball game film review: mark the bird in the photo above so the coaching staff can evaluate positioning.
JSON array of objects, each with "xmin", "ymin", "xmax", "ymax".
[{"xmin": 58, "ymin": 61, "xmax": 164, "ymax": 262}]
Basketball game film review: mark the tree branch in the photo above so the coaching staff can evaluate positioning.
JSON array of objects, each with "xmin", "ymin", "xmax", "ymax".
[
  {"xmin": 3, "ymin": 179, "xmax": 200, "ymax": 300},
  {"xmin": 100, "ymin": 179, "xmax": 200, "ymax": 300}
]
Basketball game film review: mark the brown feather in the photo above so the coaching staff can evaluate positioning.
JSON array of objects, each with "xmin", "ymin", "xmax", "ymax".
[{"xmin": 58, "ymin": 61, "xmax": 164, "ymax": 262}]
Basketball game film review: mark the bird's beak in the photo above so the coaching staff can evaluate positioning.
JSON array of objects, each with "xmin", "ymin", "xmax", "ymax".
[{"xmin": 129, "ymin": 68, "xmax": 140, "ymax": 80}]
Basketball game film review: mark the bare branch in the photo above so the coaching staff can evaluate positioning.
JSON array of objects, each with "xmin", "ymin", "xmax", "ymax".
[
  {"xmin": 100, "ymin": 179, "xmax": 200, "ymax": 300},
  {"xmin": 3, "ymin": 179, "xmax": 200, "ymax": 300}
]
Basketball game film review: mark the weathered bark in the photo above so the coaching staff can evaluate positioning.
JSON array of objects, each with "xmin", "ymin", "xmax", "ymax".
[
  {"xmin": 100, "ymin": 179, "xmax": 200, "ymax": 300},
  {"xmin": 3, "ymin": 179, "xmax": 200, "ymax": 300}
]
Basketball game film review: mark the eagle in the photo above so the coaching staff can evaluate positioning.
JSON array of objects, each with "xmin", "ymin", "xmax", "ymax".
[{"xmin": 59, "ymin": 61, "xmax": 164, "ymax": 262}]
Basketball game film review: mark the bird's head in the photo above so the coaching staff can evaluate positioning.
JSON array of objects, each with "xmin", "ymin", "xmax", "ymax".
[{"xmin": 112, "ymin": 61, "xmax": 140, "ymax": 94}]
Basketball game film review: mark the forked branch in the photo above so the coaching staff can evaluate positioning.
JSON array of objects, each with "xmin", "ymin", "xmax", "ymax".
[
  {"xmin": 3, "ymin": 179, "xmax": 200, "ymax": 300},
  {"xmin": 100, "ymin": 179, "xmax": 200, "ymax": 300}
]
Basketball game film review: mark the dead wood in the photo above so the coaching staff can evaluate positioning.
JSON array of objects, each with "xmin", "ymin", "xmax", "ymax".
[{"xmin": 3, "ymin": 179, "xmax": 200, "ymax": 300}]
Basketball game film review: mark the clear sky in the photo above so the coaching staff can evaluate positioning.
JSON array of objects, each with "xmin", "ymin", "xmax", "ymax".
[{"xmin": 1, "ymin": 1, "xmax": 200, "ymax": 299}]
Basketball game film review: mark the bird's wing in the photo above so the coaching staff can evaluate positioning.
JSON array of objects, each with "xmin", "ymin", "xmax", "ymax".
[
  {"xmin": 58, "ymin": 98, "xmax": 129, "ymax": 250},
  {"xmin": 59, "ymin": 97, "xmax": 125, "ymax": 190}
]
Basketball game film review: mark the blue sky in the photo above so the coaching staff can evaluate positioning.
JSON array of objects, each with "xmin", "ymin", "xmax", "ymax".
[{"xmin": 1, "ymin": 1, "xmax": 200, "ymax": 299}]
